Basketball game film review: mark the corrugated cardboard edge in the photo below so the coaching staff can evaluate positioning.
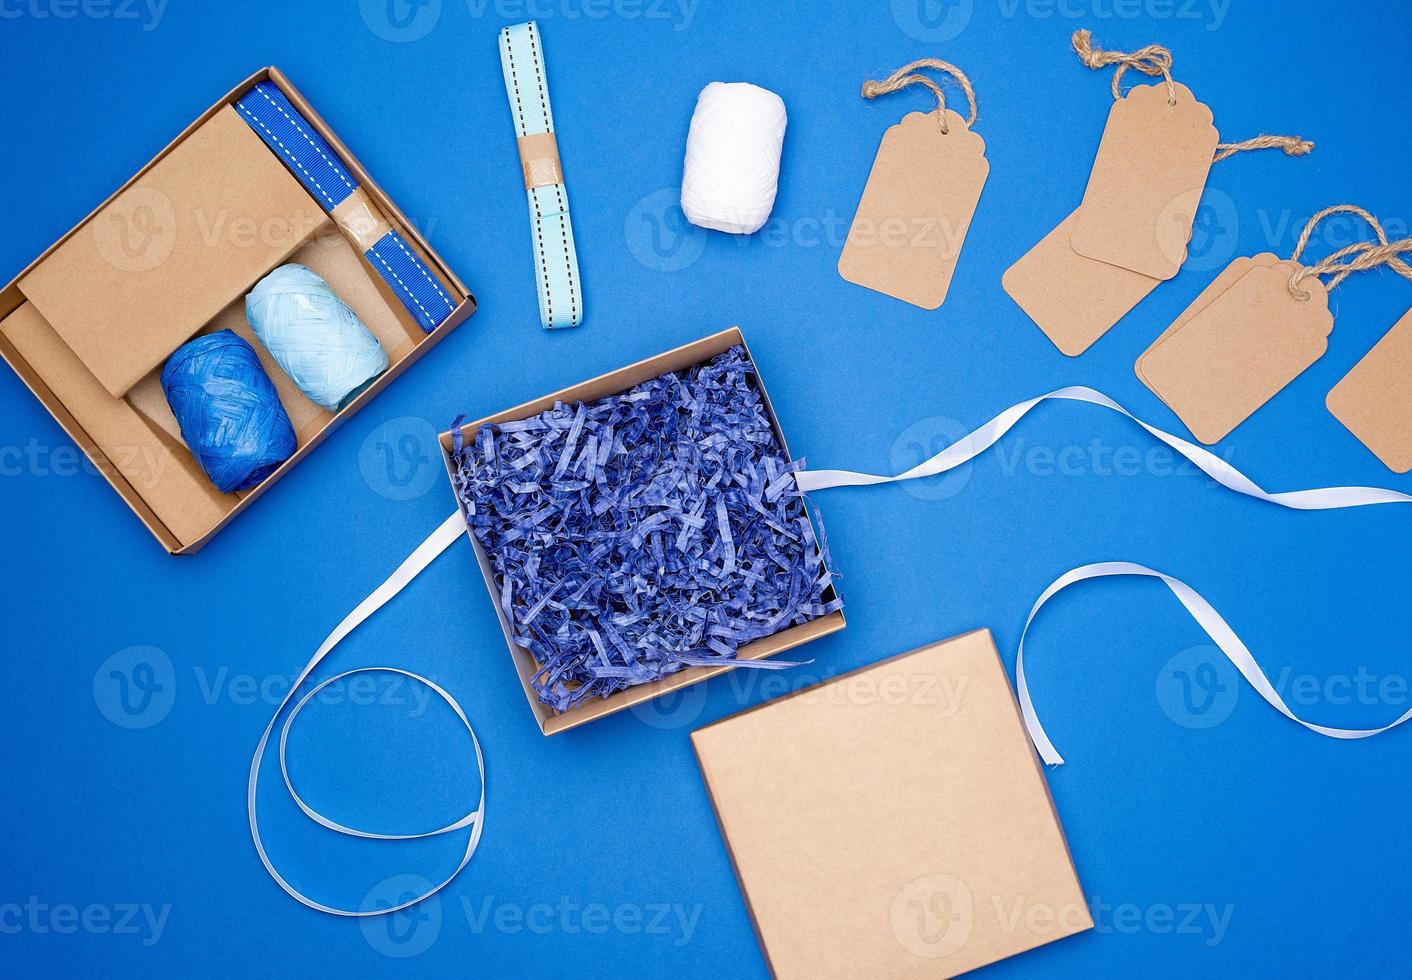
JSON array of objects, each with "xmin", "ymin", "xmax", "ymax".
[
  {"xmin": 690, "ymin": 628, "xmax": 1092, "ymax": 975},
  {"xmin": 0, "ymin": 66, "xmax": 477, "ymax": 554},
  {"xmin": 438, "ymin": 327, "xmax": 846, "ymax": 735}
]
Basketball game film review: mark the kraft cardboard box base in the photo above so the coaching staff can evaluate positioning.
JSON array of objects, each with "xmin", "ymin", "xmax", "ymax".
[
  {"xmin": 692, "ymin": 629, "xmax": 1092, "ymax": 979},
  {"xmin": 440, "ymin": 328, "xmax": 846, "ymax": 735},
  {"xmin": 0, "ymin": 67, "xmax": 476, "ymax": 554}
]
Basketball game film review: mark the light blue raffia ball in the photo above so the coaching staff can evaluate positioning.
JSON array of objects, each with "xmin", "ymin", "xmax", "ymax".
[{"xmin": 245, "ymin": 264, "xmax": 389, "ymax": 411}]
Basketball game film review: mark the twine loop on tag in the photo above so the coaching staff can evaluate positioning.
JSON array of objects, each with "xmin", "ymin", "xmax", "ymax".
[
  {"xmin": 1212, "ymin": 134, "xmax": 1314, "ymax": 163},
  {"xmin": 861, "ymin": 58, "xmax": 978, "ymax": 134},
  {"xmin": 1071, "ymin": 29, "xmax": 1177, "ymax": 105},
  {"xmin": 1288, "ymin": 205, "xmax": 1412, "ymax": 300}
]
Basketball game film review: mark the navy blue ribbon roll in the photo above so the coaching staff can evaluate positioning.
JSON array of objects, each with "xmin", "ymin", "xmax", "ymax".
[{"xmin": 162, "ymin": 330, "xmax": 297, "ymax": 493}]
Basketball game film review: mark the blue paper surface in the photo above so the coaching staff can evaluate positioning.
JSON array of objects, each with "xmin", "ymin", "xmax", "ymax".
[{"xmin": 2, "ymin": 3, "xmax": 1410, "ymax": 976}]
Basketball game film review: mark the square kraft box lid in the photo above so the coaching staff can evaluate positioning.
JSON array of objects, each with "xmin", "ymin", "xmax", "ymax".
[{"xmin": 691, "ymin": 629, "xmax": 1091, "ymax": 979}]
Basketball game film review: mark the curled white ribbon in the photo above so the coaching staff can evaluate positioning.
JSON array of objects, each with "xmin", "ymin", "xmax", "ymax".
[
  {"xmin": 249, "ymin": 511, "xmax": 482, "ymax": 916},
  {"xmin": 1017, "ymin": 562, "xmax": 1412, "ymax": 764},
  {"xmin": 795, "ymin": 386, "xmax": 1412, "ymax": 761},
  {"xmin": 796, "ymin": 385, "xmax": 1412, "ymax": 508}
]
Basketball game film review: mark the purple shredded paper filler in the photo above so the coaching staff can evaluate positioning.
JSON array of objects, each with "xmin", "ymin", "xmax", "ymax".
[{"xmin": 452, "ymin": 346, "xmax": 841, "ymax": 712}]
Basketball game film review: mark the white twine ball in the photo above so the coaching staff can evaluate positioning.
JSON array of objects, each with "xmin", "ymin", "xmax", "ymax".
[{"xmin": 680, "ymin": 82, "xmax": 787, "ymax": 235}]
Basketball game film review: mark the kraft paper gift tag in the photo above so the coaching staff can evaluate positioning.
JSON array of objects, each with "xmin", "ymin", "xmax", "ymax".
[
  {"xmin": 1138, "ymin": 252, "xmax": 1281, "ymax": 363},
  {"xmin": 1003, "ymin": 209, "xmax": 1162, "ymax": 356},
  {"xmin": 1069, "ymin": 80, "xmax": 1218, "ymax": 281},
  {"xmin": 1138, "ymin": 260, "xmax": 1331, "ymax": 443},
  {"xmin": 838, "ymin": 59, "xmax": 988, "ymax": 310},
  {"xmin": 1004, "ymin": 31, "xmax": 1311, "ymax": 356},
  {"xmin": 1140, "ymin": 206, "xmax": 1412, "ymax": 444},
  {"xmin": 1328, "ymin": 307, "xmax": 1412, "ymax": 472},
  {"xmin": 1006, "ymin": 140, "xmax": 1310, "ymax": 359},
  {"xmin": 1066, "ymin": 32, "xmax": 1219, "ymax": 280}
]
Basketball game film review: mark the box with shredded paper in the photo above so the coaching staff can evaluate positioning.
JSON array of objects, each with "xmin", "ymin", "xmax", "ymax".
[{"xmin": 445, "ymin": 332, "xmax": 844, "ymax": 731}]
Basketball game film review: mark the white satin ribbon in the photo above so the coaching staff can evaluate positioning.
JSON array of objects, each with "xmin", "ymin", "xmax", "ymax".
[
  {"xmin": 795, "ymin": 385, "xmax": 1412, "ymax": 509},
  {"xmin": 793, "ymin": 385, "xmax": 1412, "ymax": 762},
  {"xmin": 1017, "ymin": 562, "xmax": 1412, "ymax": 765},
  {"xmin": 248, "ymin": 510, "xmax": 483, "ymax": 916}
]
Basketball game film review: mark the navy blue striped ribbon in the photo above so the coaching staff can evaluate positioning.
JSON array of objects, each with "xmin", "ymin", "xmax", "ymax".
[{"xmin": 235, "ymin": 81, "xmax": 456, "ymax": 333}]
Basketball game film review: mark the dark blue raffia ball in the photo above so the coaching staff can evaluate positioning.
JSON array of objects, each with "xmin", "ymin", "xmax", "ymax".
[{"xmin": 161, "ymin": 329, "xmax": 297, "ymax": 493}]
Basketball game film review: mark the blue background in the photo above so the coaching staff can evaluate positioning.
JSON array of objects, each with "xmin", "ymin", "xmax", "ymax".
[{"xmin": 3, "ymin": 0, "xmax": 1410, "ymax": 975}]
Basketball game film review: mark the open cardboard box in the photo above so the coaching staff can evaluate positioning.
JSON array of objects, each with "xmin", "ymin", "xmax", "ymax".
[
  {"xmin": 439, "ymin": 328, "xmax": 846, "ymax": 734},
  {"xmin": 0, "ymin": 67, "xmax": 475, "ymax": 554}
]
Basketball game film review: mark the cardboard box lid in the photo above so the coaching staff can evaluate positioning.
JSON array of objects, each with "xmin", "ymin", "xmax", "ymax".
[
  {"xmin": 691, "ymin": 629, "xmax": 1091, "ymax": 979},
  {"xmin": 18, "ymin": 104, "xmax": 326, "ymax": 397}
]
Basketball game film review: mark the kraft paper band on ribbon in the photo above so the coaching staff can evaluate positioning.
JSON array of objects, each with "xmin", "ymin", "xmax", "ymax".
[
  {"xmin": 499, "ymin": 21, "xmax": 584, "ymax": 330},
  {"xmin": 234, "ymin": 81, "xmax": 456, "ymax": 333},
  {"xmin": 1015, "ymin": 563, "xmax": 1412, "ymax": 766},
  {"xmin": 330, "ymin": 188, "xmax": 394, "ymax": 252},
  {"xmin": 248, "ymin": 511, "xmax": 484, "ymax": 917},
  {"xmin": 517, "ymin": 132, "xmax": 563, "ymax": 189}
]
